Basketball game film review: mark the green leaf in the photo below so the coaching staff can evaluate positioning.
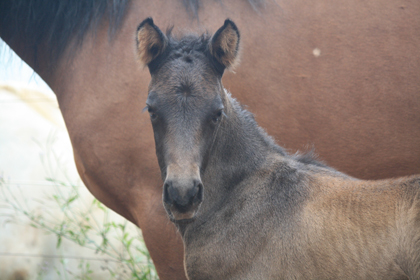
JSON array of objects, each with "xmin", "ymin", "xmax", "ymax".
[
  {"xmin": 66, "ymin": 195, "xmax": 78, "ymax": 206},
  {"xmin": 56, "ymin": 235, "xmax": 62, "ymax": 248}
]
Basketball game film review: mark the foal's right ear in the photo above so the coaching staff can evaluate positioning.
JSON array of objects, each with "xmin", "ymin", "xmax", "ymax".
[
  {"xmin": 136, "ymin": 18, "xmax": 168, "ymax": 67},
  {"xmin": 209, "ymin": 19, "xmax": 240, "ymax": 70}
]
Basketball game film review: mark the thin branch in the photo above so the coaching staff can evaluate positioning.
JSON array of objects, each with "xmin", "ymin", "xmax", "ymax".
[{"xmin": 0, "ymin": 252, "xmax": 119, "ymax": 262}]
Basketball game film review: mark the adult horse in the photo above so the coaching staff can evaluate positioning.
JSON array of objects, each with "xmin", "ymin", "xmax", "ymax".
[
  {"xmin": 1, "ymin": 0, "xmax": 419, "ymax": 279},
  {"xmin": 137, "ymin": 18, "xmax": 420, "ymax": 279}
]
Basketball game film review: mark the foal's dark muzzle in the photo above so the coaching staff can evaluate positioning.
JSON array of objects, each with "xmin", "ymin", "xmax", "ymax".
[{"xmin": 163, "ymin": 179, "xmax": 203, "ymax": 221}]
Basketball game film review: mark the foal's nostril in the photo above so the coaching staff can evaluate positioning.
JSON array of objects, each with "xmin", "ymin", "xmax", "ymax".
[
  {"xmin": 163, "ymin": 182, "xmax": 173, "ymax": 204},
  {"xmin": 187, "ymin": 184, "xmax": 199, "ymax": 200},
  {"xmin": 186, "ymin": 181, "xmax": 203, "ymax": 205},
  {"xmin": 194, "ymin": 182, "xmax": 204, "ymax": 203}
]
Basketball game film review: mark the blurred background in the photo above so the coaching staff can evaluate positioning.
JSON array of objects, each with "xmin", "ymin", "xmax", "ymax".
[{"xmin": 0, "ymin": 40, "xmax": 156, "ymax": 280}]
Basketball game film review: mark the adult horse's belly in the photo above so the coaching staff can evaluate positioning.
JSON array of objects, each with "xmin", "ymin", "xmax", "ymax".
[{"xmin": 48, "ymin": 0, "xmax": 420, "ymax": 279}]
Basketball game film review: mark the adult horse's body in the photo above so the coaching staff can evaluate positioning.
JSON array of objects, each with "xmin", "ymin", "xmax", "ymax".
[
  {"xmin": 137, "ymin": 18, "xmax": 420, "ymax": 279},
  {"xmin": 1, "ymin": 0, "xmax": 419, "ymax": 279}
]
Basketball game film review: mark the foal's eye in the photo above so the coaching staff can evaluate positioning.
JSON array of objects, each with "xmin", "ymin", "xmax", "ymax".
[
  {"xmin": 212, "ymin": 110, "xmax": 223, "ymax": 124},
  {"xmin": 148, "ymin": 107, "xmax": 157, "ymax": 120}
]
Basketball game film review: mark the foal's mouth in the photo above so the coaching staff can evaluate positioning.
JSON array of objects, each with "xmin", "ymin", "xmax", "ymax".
[
  {"xmin": 171, "ymin": 216, "xmax": 197, "ymax": 225},
  {"xmin": 164, "ymin": 204, "xmax": 200, "ymax": 224}
]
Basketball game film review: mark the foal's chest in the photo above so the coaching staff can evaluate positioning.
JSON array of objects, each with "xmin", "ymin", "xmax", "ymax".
[{"xmin": 182, "ymin": 207, "xmax": 293, "ymax": 279}]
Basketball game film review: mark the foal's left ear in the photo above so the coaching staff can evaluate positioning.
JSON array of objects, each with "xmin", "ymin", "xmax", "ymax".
[
  {"xmin": 136, "ymin": 17, "xmax": 168, "ymax": 67},
  {"xmin": 209, "ymin": 19, "xmax": 240, "ymax": 70}
]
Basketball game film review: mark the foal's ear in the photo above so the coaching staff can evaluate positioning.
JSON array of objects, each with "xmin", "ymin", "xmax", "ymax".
[
  {"xmin": 136, "ymin": 18, "xmax": 168, "ymax": 67},
  {"xmin": 209, "ymin": 19, "xmax": 240, "ymax": 70}
]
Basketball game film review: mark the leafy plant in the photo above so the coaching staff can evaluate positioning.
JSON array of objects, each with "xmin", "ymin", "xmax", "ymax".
[{"xmin": 0, "ymin": 138, "xmax": 158, "ymax": 280}]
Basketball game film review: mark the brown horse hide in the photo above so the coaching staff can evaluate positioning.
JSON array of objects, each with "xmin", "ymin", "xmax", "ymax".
[{"xmin": 1, "ymin": 0, "xmax": 419, "ymax": 279}]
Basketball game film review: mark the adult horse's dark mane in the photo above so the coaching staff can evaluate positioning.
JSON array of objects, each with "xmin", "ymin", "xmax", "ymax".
[
  {"xmin": 0, "ymin": 0, "xmax": 129, "ymax": 69},
  {"xmin": 0, "ymin": 0, "xmax": 264, "ymax": 70}
]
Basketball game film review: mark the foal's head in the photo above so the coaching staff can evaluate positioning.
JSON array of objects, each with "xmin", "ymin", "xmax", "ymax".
[{"xmin": 136, "ymin": 18, "xmax": 240, "ymax": 223}]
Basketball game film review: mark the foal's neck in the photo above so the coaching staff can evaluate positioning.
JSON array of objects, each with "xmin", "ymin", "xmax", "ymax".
[{"xmin": 202, "ymin": 90, "xmax": 283, "ymax": 197}]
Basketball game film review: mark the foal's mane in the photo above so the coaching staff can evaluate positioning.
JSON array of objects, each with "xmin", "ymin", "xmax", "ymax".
[
  {"xmin": 146, "ymin": 29, "xmax": 213, "ymax": 73},
  {"xmin": 227, "ymin": 92, "xmax": 329, "ymax": 170}
]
